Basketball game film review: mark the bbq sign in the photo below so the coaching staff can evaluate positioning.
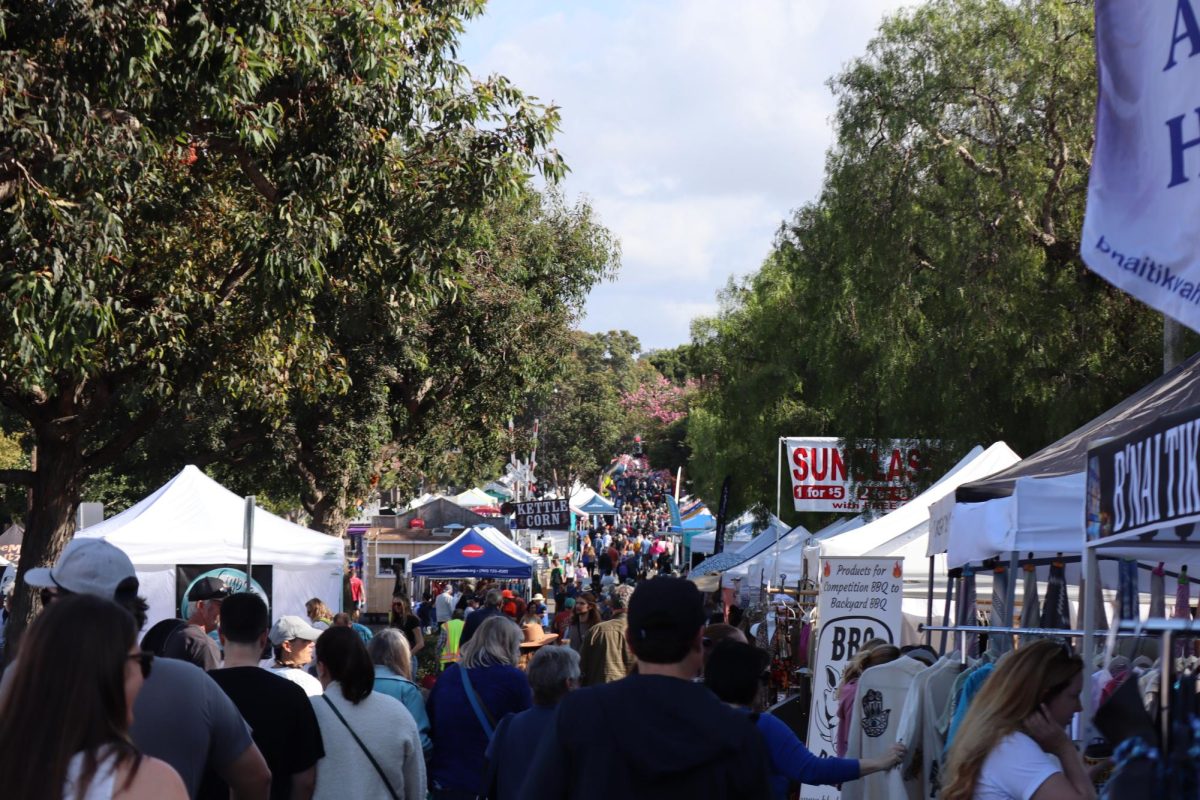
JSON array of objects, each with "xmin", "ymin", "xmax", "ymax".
[
  {"xmin": 514, "ymin": 499, "xmax": 570, "ymax": 530},
  {"xmin": 785, "ymin": 437, "xmax": 928, "ymax": 513},
  {"xmin": 1088, "ymin": 405, "xmax": 1200, "ymax": 541}
]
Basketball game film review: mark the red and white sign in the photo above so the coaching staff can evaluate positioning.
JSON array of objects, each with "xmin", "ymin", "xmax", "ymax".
[
  {"xmin": 785, "ymin": 437, "xmax": 927, "ymax": 513},
  {"xmin": 461, "ymin": 544, "xmax": 486, "ymax": 558}
]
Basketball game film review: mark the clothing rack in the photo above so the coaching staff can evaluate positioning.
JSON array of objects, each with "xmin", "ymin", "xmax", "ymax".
[
  {"xmin": 919, "ymin": 622, "xmax": 1154, "ymax": 664},
  {"xmin": 1113, "ymin": 618, "xmax": 1200, "ymax": 752}
]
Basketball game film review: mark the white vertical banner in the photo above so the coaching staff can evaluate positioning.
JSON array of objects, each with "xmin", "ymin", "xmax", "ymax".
[
  {"xmin": 1080, "ymin": 1, "xmax": 1200, "ymax": 328},
  {"xmin": 801, "ymin": 557, "xmax": 904, "ymax": 800}
]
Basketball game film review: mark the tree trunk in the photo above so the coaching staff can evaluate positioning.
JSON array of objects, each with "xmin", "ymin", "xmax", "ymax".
[
  {"xmin": 4, "ymin": 415, "xmax": 84, "ymax": 658},
  {"xmin": 309, "ymin": 496, "xmax": 349, "ymax": 538}
]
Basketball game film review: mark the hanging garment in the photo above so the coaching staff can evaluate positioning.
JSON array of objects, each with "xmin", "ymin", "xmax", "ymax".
[
  {"xmin": 1100, "ymin": 737, "xmax": 1164, "ymax": 800},
  {"xmin": 1149, "ymin": 563, "xmax": 1166, "ymax": 618},
  {"xmin": 956, "ymin": 570, "xmax": 979, "ymax": 658},
  {"xmin": 987, "ymin": 566, "xmax": 1012, "ymax": 658},
  {"xmin": 1020, "ymin": 563, "xmax": 1041, "ymax": 646},
  {"xmin": 1041, "ymin": 559, "xmax": 1071, "ymax": 630},
  {"xmin": 890, "ymin": 657, "xmax": 963, "ymax": 800},
  {"xmin": 1089, "ymin": 573, "xmax": 1110, "ymax": 633},
  {"xmin": 1173, "ymin": 566, "xmax": 1191, "ymax": 619},
  {"xmin": 1119, "ymin": 559, "xmax": 1140, "ymax": 621},
  {"xmin": 842, "ymin": 655, "xmax": 927, "ymax": 800},
  {"xmin": 944, "ymin": 662, "xmax": 996, "ymax": 760}
]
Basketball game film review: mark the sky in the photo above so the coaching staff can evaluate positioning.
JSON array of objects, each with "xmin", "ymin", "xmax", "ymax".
[{"xmin": 459, "ymin": 1, "xmax": 913, "ymax": 352}]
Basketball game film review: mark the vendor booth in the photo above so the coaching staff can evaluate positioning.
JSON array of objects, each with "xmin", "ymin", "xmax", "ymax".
[
  {"xmin": 409, "ymin": 526, "xmax": 537, "ymax": 580},
  {"xmin": 75, "ymin": 465, "xmax": 345, "ymax": 631}
]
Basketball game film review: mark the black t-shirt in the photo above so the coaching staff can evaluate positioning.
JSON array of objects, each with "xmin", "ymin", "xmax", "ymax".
[
  {"xmin": 198, "ymin": 667, "xmax": 325, "ymax": 800},
  {"xmin": 391, "ymin": 613, "xmax": 420, "ymax": 647}
]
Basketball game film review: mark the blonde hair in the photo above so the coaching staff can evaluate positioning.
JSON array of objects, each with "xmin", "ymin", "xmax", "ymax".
[
  {"xmin": 941, "ymin": 640, "xmax": 1083, "ymax": 800},
  {"xmin": 460, "ymin": 616, "xmax": 521, "ymax": 669},
  {"xmin": 305, "ymin": 598, "xmax": 333, "ymax": 622},
  {"xmin": 841, "ymin": 643, "xmax": 899, "ymax": 684}
]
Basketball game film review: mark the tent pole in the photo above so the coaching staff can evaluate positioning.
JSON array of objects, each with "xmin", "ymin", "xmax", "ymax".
[
  {"xmin": 925, "ymin": 555, "xmax": 934, "ymax": 647},
  {"xmin": 243, "ymin": 496, "xmax": 255, "ymax": 601},
  {"xmin": 772, "ymin": 438, "xmax": 783, "ymax": 591}
]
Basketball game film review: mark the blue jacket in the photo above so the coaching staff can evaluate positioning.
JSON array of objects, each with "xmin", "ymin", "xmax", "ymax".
[
  {"xmin": 428, "ymin": 663, "xmax": 532, "ymax": 793},
  {"xmin": 372, "ymin": 666, "xmax": 432, "ymax": 754}
]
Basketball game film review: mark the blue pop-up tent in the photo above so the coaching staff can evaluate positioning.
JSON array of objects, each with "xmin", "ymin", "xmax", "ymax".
[
  {"xmin": 409, "ymin": 526, "xmax": 537, "ymax": 579},
  {"xmin": 578, "ymin": 495, "xmax": 618, "ymax": 516}
]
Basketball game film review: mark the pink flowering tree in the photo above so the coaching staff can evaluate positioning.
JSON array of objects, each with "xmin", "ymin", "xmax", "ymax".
[{"xmin": 621, "ymin": 375, "xmax": 696, "ymax": 428}]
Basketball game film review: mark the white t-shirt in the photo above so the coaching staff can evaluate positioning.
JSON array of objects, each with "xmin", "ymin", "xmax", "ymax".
[
  {"xmin": 268, "ymin": 665, "xmax": 324, "ymax": 697},
  {"xmin": 974, "ymin": 732, "xmax": 1062, "ymax": 800}
]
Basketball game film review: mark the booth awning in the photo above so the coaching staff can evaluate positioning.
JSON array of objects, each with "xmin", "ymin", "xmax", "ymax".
[{"xmin": 409, "ymin": 526, "xmax": 537, "ymax": 579}]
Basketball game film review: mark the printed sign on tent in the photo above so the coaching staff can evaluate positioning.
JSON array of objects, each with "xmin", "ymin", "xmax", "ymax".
[
  {"xmin": 1080, "ymin": 1, "xmax": 1200, "ymax": 329},
  {"xmin": 514, "ymin": 499, "xmax": 570, "ymax": 530},
  {"xmin": 785, "ymin": 437, "xmax": 927, "ymax": 513},
  {"xmin": 801, "ymin": 557, "xmax": 903, "ymax": 800},
  {"xmin": 1086, "ymin": 403, "xmax": 1200, "ymax": 542}
]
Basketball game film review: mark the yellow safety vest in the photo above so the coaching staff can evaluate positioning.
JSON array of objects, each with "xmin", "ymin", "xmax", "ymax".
[{"xmin": 440, "ymin": 619, "xmax": 465, "ymax": 667}]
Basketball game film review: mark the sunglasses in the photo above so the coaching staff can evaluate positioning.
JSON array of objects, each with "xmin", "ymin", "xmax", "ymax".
[{"xmin": 129, "ymin": 651, "xmax": 154, "ymax": 679}]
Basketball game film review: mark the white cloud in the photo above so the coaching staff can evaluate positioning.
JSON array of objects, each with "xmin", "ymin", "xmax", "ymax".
[{"xmin": 460, "ymin": 0, "xmax": 914, "ymax": 350}]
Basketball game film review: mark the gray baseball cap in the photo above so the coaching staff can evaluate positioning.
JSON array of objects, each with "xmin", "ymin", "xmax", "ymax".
[
  {"xmin": 269, "ymin": 615, "xmax": 323, "ymax": 645},
  {"xmin": 24, "ymin": 538, "xmax": 138, "ymax": 599}
]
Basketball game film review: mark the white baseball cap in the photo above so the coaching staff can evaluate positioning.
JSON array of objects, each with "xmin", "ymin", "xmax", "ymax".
[{"xmin": 24, "ymin": 538, "xmax": 138, "ymax": 599}]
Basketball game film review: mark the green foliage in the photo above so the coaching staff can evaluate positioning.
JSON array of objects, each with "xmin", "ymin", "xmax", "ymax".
[
  {"xmin": 0, "ymin": 0, "xmax": 577, "ymax": 630},
  {"xmin": 84, "ymin": 187, "xmax": 620, "ymax": 533},
  {"xmin": 687, "ymin": 0, "xmax": 1167, "ymax": 522}
]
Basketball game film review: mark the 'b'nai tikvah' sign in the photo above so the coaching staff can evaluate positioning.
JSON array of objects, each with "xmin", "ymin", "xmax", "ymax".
[
  {"xmin": 1081, "ymin": 1, "xmax": 1200, "ymax": 329},
  {"xmin": 1088, "ymin": 405, "xmax": 1200, "ymax": 541}
]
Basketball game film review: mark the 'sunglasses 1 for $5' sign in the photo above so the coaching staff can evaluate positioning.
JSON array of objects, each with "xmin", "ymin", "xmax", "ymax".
[{"xmin": 785, "ymin": 437, "xmax": 925, "ymax": 513}]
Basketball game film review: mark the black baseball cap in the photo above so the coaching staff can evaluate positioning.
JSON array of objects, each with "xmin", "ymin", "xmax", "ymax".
[
  {"xmin": 627, "ymin": 576, "xmax": 705, "ymax": 643},
  {"xmin": 187, "ymin": 577, "xmax": 231, "ymax": 602}
]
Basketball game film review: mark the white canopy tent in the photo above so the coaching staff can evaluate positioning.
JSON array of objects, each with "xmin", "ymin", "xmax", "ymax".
[
  {"xmin": 76, "ymin": 466, "xmax": 344, "ymax": 631},
  {"xmin": 452, "ymin": 488, "xmax": 498, "ymax": 508},
  {"xmin": 688, "ymin": 511, "xmax": 775, "ymax": 556},
  {"xmin": 810, "ymin": 443, "xmax": 1021, "ymax": 643}
]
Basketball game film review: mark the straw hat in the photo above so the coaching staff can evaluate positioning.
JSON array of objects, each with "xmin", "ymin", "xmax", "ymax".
[{"xmin": 519, "ymin": 622, "xmax": 559, "ymax": 650}]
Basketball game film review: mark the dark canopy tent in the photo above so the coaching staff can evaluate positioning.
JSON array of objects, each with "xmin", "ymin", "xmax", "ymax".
[
  {"xmin": 957, "ymin": 350, "xmax": 1200, "ymax": 502},
  {"xmin": 409, "ymin": 527, "xmax": 535, "ymax": 579}
]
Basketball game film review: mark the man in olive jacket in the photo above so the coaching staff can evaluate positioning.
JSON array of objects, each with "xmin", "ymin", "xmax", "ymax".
[{"xmin": 579, "ymin": 584, "xmax": 636, "ymax": 685}]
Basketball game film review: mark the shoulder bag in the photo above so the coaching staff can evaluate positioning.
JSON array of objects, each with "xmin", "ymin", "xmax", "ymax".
[
  {"xmin": 321, "ymin": 695, "xmax": 401, "ymax": 800},
  {"xmin": 459, "ymin": 665, "xmax": 497, "ymax": 738}
]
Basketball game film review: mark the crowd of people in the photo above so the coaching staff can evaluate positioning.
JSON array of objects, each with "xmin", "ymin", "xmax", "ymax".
[{"xmin": 0, "ymin": 521, "xmax": 1104, "ymax": 800}]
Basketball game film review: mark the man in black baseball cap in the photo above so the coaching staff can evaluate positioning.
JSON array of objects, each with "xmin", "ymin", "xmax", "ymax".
[
  {"xmin": 161, "ymin": 576, "xmax": 231, "ymax": 671},
  {"xmin": 522, "ymin": 576, "xmax": 771, "ymax": 799}
]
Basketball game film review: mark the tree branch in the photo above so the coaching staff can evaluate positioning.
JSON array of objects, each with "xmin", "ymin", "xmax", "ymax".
[
  {"xmin": 207, "ymin": 137, "xmax": 279, "ymax": 204},
  {"xmin": 81, "ymin": 406, "xmax": 163, "ymax": 474}
]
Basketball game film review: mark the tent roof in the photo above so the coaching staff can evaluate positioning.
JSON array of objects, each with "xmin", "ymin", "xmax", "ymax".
[
  {"xmin": 452, "ymin": 488, "xmax": 497, "ymax": 508},
  {"xmin": 689, "ymin": 518, "xmax": 806, "ymax": 576},
  {"xmin": 823, "ymin": 442, "xmax": 1019, "ymax": 557},
  {"xmin": 410, "ymin": 526, "xmax": 537, "ymax": 578},
  {"xmin": 0, "ymin": 524, "xmax": 23, "ymax": 547},
  {"xmin": 578, "ymin": 495, "xmax": 618, "ymax": 515},
  {"xmin": 958, "ymin": 351, "xmax": 1200, "ymax": 502},
  {"xmin": 76, "ymin": 465, "xmax": 343, "ymax": 567}
]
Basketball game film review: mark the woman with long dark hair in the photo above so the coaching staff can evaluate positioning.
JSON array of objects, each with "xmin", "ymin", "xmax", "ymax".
[
  {"xmin": 565, "ymin": 592, "xmax": 601, "ymax": 654},
  {"xmin": 311, "ymin": 626, "xmax": 426, "ymax": 800},
  {"xmin": 0, "ymin": 593, "xmax": 186, "ymax": 800}
]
